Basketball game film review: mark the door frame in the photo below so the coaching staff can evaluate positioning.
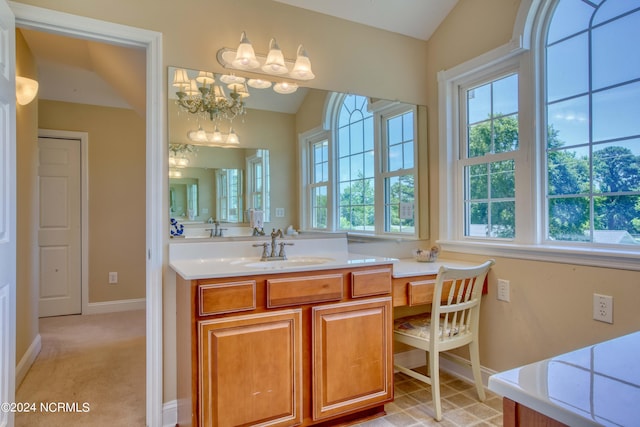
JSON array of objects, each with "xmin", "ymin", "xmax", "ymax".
[
  {"xmin": 11, "ymin": 2, "xmax": 165, "ymax": 426},
  {"xmin": 38, "ymin": 130, "xmax": 88, "ymax": 316}
]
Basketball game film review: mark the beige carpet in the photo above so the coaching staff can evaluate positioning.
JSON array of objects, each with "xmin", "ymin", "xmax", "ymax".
[{"xmin": 15, "ymin": 310, "xmax": 146, "ymax": 427}]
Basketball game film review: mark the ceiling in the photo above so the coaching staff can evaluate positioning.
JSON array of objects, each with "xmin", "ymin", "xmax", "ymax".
[
  {"xmin": 273, "ymin": 0, "xmax": 458, "ymax": 41},
  {"xmin": 20, "ymin": 1, "xmax": 457, "ymax": 114}
]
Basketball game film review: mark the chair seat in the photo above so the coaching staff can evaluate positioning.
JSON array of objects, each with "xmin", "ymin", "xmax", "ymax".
[{"xmin": 394, "ymin": 314, "xmax": 464, "ymax": 339}]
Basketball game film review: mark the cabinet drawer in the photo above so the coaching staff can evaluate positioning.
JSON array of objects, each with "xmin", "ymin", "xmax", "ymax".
[
  {"xmin": 267, "ymin": 274, "xmax": 343, "ymax": 308},
  {"xmin": 351, "ymin": 268, "xmax": 392, "ymax": 297},
  {"xmin": 198, "ymin": 280, "xmax": 256, "ymax": 316},
  {"xmin": 408, "ymin": 279, "xmax": 437, "ymax": 306}
]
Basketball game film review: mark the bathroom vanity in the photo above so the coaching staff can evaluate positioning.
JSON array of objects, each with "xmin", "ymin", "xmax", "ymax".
[{"xmin": 171, "ymin": 236, "xmax": 396, "ymax": 427}]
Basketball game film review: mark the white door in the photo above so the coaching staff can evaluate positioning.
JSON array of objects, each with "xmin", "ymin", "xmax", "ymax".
[
  {"xmin": 0, "ymin": 0, "xmax": 16, "ymax": 426},
  {"xmin": 37, "ymin": 137, "xmax": 81, "ymax": 317}
]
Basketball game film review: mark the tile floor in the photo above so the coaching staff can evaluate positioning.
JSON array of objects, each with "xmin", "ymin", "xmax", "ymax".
[{"xmin": 356, "ymin": 369, "xmax": 504, "ymax": 427}]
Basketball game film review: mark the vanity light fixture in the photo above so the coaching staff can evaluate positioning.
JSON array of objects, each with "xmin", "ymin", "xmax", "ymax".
[
  {"xmin": 217, "ymin": 31, "xmax": 315, "ymax": 82},
  {"xmin": 16, "ymin": 76, "xmax": 39, "ymax": 105},
  {"xmin": 186, "ymin": 125, "xmax": 240, "ymax": 146},
  {"xmin": 273, "ymin": 81, "xmax": 298, "ymax": 95}
]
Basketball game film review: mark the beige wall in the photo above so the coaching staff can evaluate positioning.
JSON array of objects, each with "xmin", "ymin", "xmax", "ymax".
[
  {"xmin": 38, "ymin": 100, "xmax": 146, "ymax": 303},
  {"xmin": 12, "ymin": 0, "xmax": 640, "ymax": 407},
  {"xmin": 15, "ymin": 29, "xmax": 40, "ymax": 372}
]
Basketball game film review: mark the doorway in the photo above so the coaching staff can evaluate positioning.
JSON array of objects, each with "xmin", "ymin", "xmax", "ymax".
[{"xmin": 13, "ymin": 4, "xmax": 164, "ymax": 425}]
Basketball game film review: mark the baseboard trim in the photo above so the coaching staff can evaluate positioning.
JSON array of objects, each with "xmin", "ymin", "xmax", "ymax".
[
  {"xmin": 84, "ymin": 298, "xmax": 146, "ymax": 315},
  {"xmin": 16, "ymin": 334, "xmax": 41, "ymax": 388},
  {"xmin": 163, "ymin": 399, "xmax": 178, "ymax": 427},
  {"xmin": 394, "ymin": 349, "xmax": 497, "ymax": 388}
]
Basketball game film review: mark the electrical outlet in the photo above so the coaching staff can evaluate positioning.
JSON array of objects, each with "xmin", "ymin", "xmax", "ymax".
[
  {"xmin": 275, "ymin": 208, "xmax": 285, "ymax": 217},
  {"xmin": 593, "ymin": 294, "xmax": 613, "ymax": 324},
  {"xmin": 497, "ymin": 279, "xmax": 510, "ymax": 302},
  {"xmin": 109, "ymin": 272, "xmax": 118, "ymax": 284}
]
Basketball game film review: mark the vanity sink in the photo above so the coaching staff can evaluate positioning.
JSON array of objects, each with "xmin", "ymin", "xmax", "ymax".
[{"xmin": 241, "ymin": 256, "xmax": 335, "ymax": 269}]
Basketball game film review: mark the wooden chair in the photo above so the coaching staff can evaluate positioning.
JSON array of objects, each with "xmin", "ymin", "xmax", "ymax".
[{"xmin": 393, "ymin": 260, "xmax": 494, "ymax": 421}]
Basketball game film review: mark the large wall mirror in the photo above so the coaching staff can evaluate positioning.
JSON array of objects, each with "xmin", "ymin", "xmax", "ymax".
[{"xmin": 168, "ymin": 66, "xmax": 427, "ymax": 237}]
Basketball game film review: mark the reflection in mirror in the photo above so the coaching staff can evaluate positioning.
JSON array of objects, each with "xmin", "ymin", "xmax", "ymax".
[
  {"xmin": 169, "ymin": 178, "xmax": 198, "ymax": 220},
  {"xmin": 168, "ymin": 66, "xmax": 427, "ymax": 237}
]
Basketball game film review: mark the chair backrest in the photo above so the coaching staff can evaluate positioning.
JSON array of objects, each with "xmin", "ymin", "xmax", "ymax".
[{"xmin": 430, "ymin": 260, "xmax": 494, "ymax": 344}]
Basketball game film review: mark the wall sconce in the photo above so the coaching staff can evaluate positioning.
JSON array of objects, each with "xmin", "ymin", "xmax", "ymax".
[
  {"xmin": 16, "ymin": 76, "xmax": 39, "ymax": 105},
  {"xmin": 217, "ymin": 32, "xmax": 315, "ymax": 83}
]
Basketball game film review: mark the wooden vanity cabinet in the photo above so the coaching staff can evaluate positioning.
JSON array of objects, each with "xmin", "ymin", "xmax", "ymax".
[{"xmin": 176, "ymin": 265, "xmax": 394, "ymax": 427}]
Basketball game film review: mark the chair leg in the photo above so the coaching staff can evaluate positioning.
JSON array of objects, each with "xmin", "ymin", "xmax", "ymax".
[
  {"xmin": 429, "ymin": 350, "xmax": 442, "ymax": 421},
  {"xmin": 469, "ymin": 340, "xmax": 486, "ymax": 401}
]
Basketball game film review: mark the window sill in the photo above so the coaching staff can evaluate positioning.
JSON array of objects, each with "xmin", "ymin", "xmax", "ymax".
[
  {"xmin": 346, "ymin": 232, "xmax": 420, "ymax": 244},
  {"xmin": 437, "ymin": 239, "xmax": 640, "ymax": 271}
]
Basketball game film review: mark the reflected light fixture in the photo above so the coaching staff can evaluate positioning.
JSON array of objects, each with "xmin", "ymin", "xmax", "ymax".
[
  {"xmin": 186, "ymin": 125, "xmax": 239, "ymax": 146},
  {"xmin": 217, "ymin": 32, "xmax": 315, "ymax": 83},
  {"xmin": 273, "ymin": 81, "xmax": 298, "ymax": 94},
  {"xmin": 173, "ymin": 68, "xmax": 247, "ymax": 123},
  {"xmin": 16, "ymin": 76, "xmax": 39, "ymax": 105}
]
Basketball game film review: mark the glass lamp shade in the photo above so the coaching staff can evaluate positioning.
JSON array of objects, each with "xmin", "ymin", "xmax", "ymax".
[
  {"xmin": 185, "ymin": 79, "xmax": 199, "ymax": 96},
  {"xmin": 247, "ymin": 79, "xmax": 272, "ymax": 89},
  {"xmin": 169, "ymin": 169, "xmax": 183, "ymax": 178},
  {"xmin": 220, "ymin": 74, "xmax": 246, "ymax": 85},
  {"xmin": 262, "ymin": 38, "xmax": 288, "ymax": 74},
  {"xmin": 213, "ymin": 85, "xmax": 226, "ymax": 102},
  {"xmin": 226, "ymin": 128, "xmax": 240, "ymax": 145},
  {"xmin": 15, "ymin": 76, "xmax": 39, "ymax": 105},
  {"xmin": 172, "ymin": 68, "xmax": 190, "ymax": 89},
  {"xmin": 212, "ymin": 126, "xmax": 223, "ymax": 143},
  {"xmin": 273, "ymin": 81, "xmax": 298, "ymax": 94},
  {"xmin": 232, "ymin": 31, "xmax": 260, "ymax": 69},
  {"xmin": 291, "ymin": 45, "xmax": 315, "ymax": 80},
  {"xmin": 196, "ymin": 71, "xmax": 215, "ymax": 85}
]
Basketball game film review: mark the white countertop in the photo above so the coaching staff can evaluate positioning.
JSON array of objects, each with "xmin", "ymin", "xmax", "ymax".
[
  {"xmin": 489, "ymin": 331, "xmax": 640, "ymax": 427},
  {"xmin": 391, "ymin": 258, "xmax": 481, "ymax": 278}
]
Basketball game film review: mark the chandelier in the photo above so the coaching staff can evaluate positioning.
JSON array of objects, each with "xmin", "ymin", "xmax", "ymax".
[{"xmin": 172, "ymin": 69, "xmax": 247, "ymax": 123}]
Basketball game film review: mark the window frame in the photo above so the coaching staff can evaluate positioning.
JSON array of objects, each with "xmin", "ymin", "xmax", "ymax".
[{"xmin": 438, "ymin": 2, "xmax": 640, "ymax": 270}]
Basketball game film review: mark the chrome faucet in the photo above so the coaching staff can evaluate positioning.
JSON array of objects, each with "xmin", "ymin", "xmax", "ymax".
[{"xmin": 253, "ymin": 229, "xmax": 294, "ymax": 261}]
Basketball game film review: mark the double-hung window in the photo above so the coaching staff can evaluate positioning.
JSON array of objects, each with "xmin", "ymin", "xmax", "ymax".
[
  {"xmin": 302, "ymin": 93, "xmax": 418, "ymax": 237},
  {"xmin": 439, "ymin": 0, "xmax": 640, "ymax": 267}
]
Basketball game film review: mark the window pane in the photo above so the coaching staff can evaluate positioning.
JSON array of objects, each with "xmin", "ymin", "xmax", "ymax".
[
  {"xmin": 548, "ymin": 196, "xmax": 591, "ymax": 242},
  {"xmin": 403, "ymin": 143, "xmax": 414, "ymax": 169},
  {"xmin": 312, "ymin": 186, "xmax": 327, "ymax": 229},
  {"xmin": 493, "ymin": 74, "xmax": 518, "ymax": 116},
  {"xmin": 490, "ymin": 160, "xmax": 515, "ymax": 199},
  {"xmin": 388, "ymin": 116, "xmax": 402, "ymax": 145},
  {"xmin": 468, "ymin": 121, "xmax": 492, "ymax": 157},
  {"xmin": 468, "ymin": 164, "xmax": 488, "ymax": 200},
  {"xmin": 547, "ymin": 95, "xmax": 589, "ymax": 147},
  {"xmin": 592, "ymin": 81, "xmax": 640, "ymax": 142},
  {"xmin": 490, "ymin": 201, "xmax": 515, "ymax": 238},
  {"xmin": 364, "ymin": 116, "xmax": 374, "ymax": 151},
  {"xmin": 547, "ymin": 33, "xmax": 589, "ymax": 102},
  {"xmin": 388, "ymin": 144, "xmax": 403, "ymax": 171},
  {"xmin": 547, "ymin": 0, "xmax": 594, "ymax": 44},
  {"xmin": 338, "ymin": 157, "xmax": 350, "ymax": 181},
  {"xmin": 494, "ymin": 114, "xmax": 519, "ymax": 153},
  {"xmin": 364, "ymin": 151, "xmax": 375, "ymax": 178},
  {"xmin": 592, "ymin": 11, "xmax": 640, "ymax": 90},
  {"xmin": 547, "ymin": 146, "xmax": 590, "ymax": 196},
  {"xmin": 467, "ymin": 202, "xmax": 488, "ymax": 237},
  {"xmin": 468, "ymin": 83, "xmax": 491, "ymax": 124},
  {"xmin": 593, "ymin": 1, "xmax": 639, "ymax": 26},
  {"xmin": 594, "ymin": 195, "xmax": 640, "ymax": 244},
  {"xmin": 593, "ymin": 141, "xmax": 640, "ymax": 194}
]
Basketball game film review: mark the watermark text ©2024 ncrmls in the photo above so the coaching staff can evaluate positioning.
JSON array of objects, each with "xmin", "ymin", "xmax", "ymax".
[{"xmin": 1, "ymin": 401, "xmax": 91, "ymax": 413}]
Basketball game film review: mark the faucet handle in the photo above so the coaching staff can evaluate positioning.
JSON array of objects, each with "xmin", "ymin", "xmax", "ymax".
[
  {"xmin": 278, "ymin": 242, "xmax": 294, "ymax": 258},
  {"xmin": 253, "ymin": 242, "xmax": 270, "ymax": 259}
]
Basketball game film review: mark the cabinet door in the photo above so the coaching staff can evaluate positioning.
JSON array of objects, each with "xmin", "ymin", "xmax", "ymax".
[
  {"xmin": 198, "ymin": 310, "xmax": 302, "ymax": 427},
  {"xmin": 312, "ymin": 298, "xmax": 393, "ymax": 421}
]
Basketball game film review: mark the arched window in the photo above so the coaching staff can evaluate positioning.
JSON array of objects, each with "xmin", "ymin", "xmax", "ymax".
[{"xmin": 545, "ymin": 1, "xmax": 640, "ymax": 245}]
